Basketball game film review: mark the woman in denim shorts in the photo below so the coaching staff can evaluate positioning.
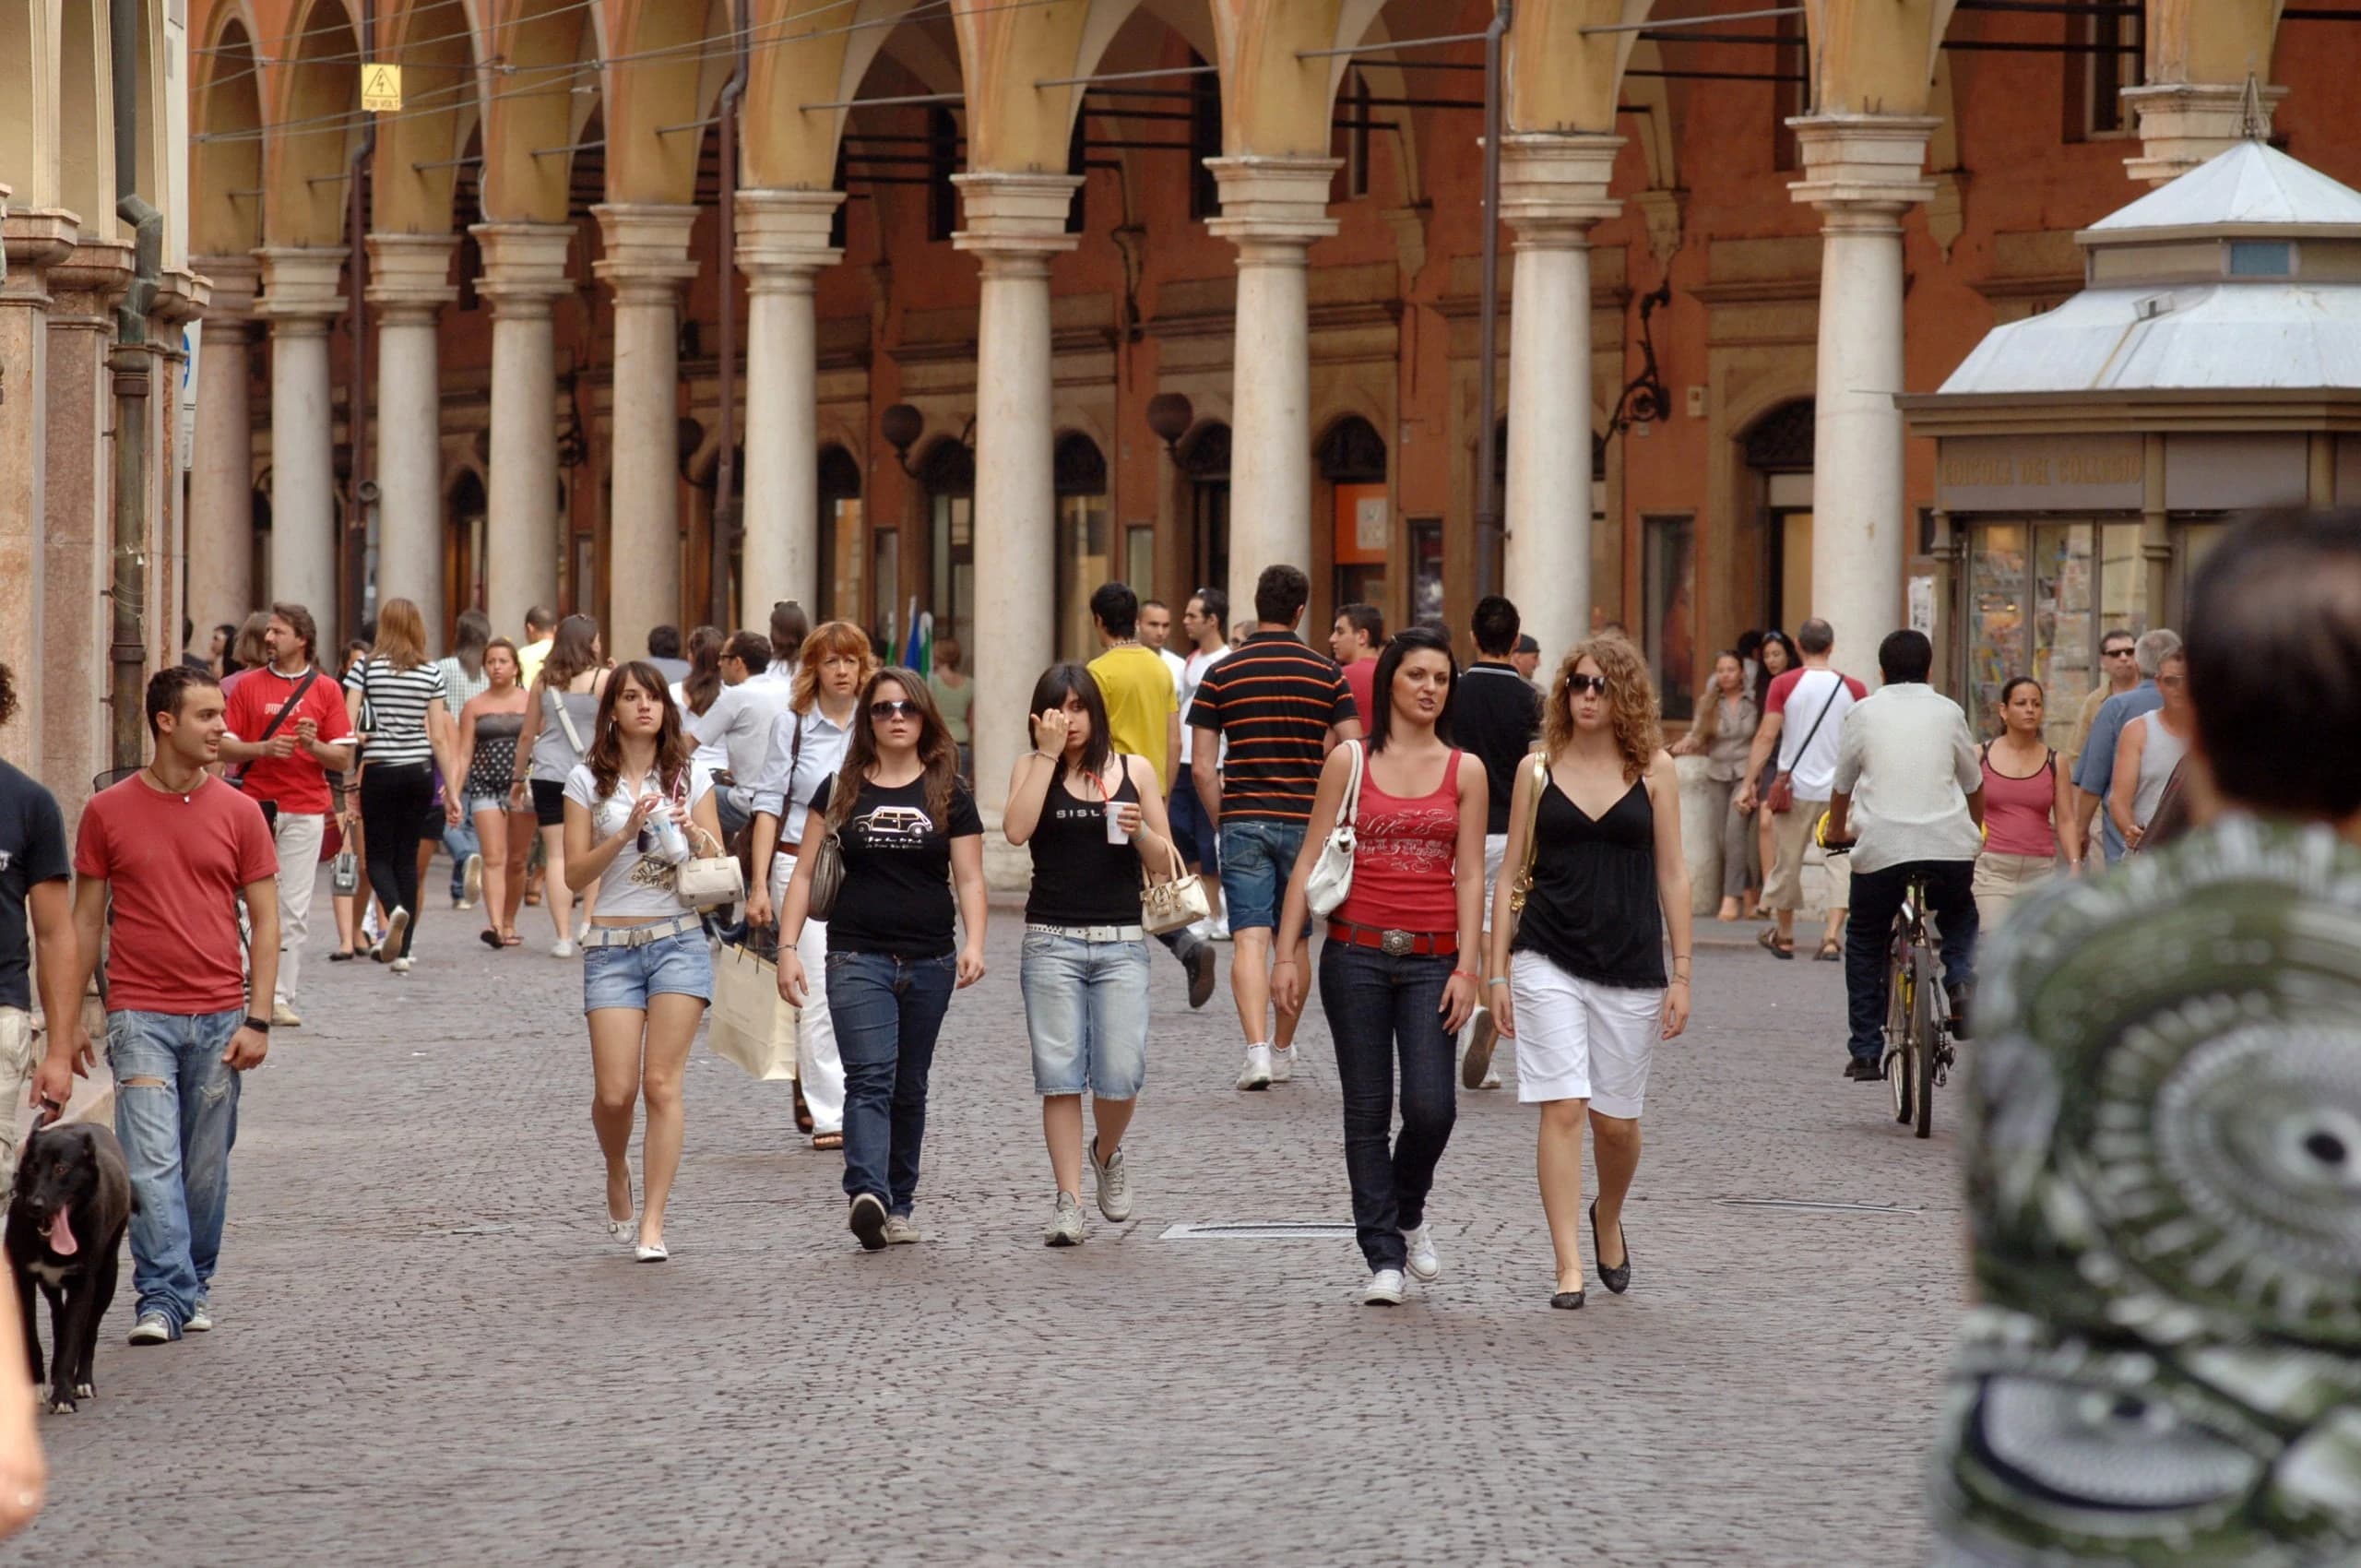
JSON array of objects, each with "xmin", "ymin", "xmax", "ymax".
[
  {"xmin": 562, "ymin": 661, "xmax": 723, "ymax": 1263},
  {"xmin": 1004, "ymin": 664, "xmax": 1180, "ymax": 1247}
]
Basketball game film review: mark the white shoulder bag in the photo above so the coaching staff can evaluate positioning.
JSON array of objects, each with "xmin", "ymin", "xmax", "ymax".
[{"xmin": 1304, "ymin": 740, "xmax": 1366, "ymax": 921}]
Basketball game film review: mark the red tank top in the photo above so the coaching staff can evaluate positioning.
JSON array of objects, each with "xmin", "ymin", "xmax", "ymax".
[{"xmin": 1335, "ymin": 746, "xmax": 1464, "ymax": 934}]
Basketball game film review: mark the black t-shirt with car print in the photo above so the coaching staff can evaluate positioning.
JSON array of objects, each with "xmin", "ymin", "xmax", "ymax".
[{"xmin": 808, "ymin": 773, "xmax": 982, "ymax": 957}]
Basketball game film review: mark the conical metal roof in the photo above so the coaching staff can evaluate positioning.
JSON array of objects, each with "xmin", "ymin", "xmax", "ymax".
[{"xmin": 2086, "ymin": 140, "xmax": 2361, "ymax": 235}]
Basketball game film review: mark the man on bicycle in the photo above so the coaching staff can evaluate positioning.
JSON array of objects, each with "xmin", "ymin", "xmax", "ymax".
[{"xmin": 1821, "ymin": 629, "xmax": 1984, "ymax": 1083}]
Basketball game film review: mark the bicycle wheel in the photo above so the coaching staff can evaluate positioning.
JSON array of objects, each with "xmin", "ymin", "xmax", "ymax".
[
  {"xmin": 1910, "ymin": 948, "xmax": 1939, "ymax": 1139},
  {"xmin": 1889, "ymin": 959, "xmax": 1916, "ymax": 1126}
]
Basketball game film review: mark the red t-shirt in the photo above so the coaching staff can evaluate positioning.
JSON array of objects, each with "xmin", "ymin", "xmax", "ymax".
[
  {"xmin": 75, "ymin": 775, "xmax": 278, "ymax": 1016},
  {"xmin": 223, "ymin": 664, "xmax": 353, "ymax": 814},
  {"xmin": 1342, "ymin": 658, "xmax": 1378, "ymax": 731}
]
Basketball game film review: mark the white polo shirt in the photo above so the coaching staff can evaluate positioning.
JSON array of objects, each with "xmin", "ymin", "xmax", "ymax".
[{"xmin": 1829, "ymin": 683, "xmax": 1985, "ymax": 874}]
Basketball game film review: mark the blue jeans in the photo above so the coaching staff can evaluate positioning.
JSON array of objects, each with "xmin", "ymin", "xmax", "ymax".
[
  {"xmin": 442, "ymin": 814, "xmax": 481, "ymax": 899},
  {"xmin": 1318, "ymin": 941, "xmax": 1457, "ymax": 1271},
  {"xmin": 826, "ymin": 951, "xmax": 956, "ymax": 1216},
  {"xmin": 108, "ymin": 1008, "xmax": 243, "ymax": 1336},
  {"xmin": 1020, "ymin": 929, "xmax": 1150, "ymax": 1097},
  {"xmin": 1845, "ymin": 860, "xmax": 1978, "ymax": 1062},
  {"xmin": 1217, "ymin": 817, "xmax": 1309, "ymax": 933}
]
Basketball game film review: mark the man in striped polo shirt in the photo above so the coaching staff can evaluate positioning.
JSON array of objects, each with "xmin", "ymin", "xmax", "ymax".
[{"xmin": 1188, "ymin": 564, "xmax": 1362, "ymax": 1090}]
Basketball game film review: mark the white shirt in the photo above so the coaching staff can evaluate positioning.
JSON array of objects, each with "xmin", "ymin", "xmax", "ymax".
[
  {"xmin": 745, "ymin": 703, "xmax": 856, "ymax": 846},
  {"xmin": 687, "ymin": 675, "xmax": 797, "ymax": 806},
  {"xmin": 1774, "ymin": 667, "xmax": 1860, "ymax": 799},
  {"xmin": 1178, "ymin": 643, "xmax": 1229, "ymax": 766},
  {"xmin": 1829, "ymin": 683, "xmax": 1985, "ymax": 874},
  {"xmin": 561, "ymin": 760, "xmax": 718, "ymax": 919}
]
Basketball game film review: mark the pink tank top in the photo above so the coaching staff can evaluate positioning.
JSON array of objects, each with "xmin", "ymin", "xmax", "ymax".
[
  {"xmin": 1980, "ymin": 744, "xmax": 2058, "ymax": 858},
  {"xmin": 1335, "ymin": 746, "xmax": 1464, "ymax": 935}
]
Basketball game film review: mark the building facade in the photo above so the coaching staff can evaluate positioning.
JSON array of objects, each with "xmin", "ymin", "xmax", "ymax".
[{"xmin": 8, "ymin": 0, "xmax": 2351, "ymax": 826}]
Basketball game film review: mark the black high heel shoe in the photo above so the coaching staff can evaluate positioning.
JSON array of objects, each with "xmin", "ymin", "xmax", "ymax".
[
  {"xmin": 1591, "ymin": 1201, "xmax": 1631, "ymax": 1295},
  {"xmin": 1550, "ymin": 1287, "xmax": 1586, "ymax": 1310}
]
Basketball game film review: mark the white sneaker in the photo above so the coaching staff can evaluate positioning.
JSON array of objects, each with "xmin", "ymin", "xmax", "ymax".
[
  {"xmin": 374, "ymin": 907, "xmax": 410, "ymax": 963},
  {"xmin": 1208, "ymin": 915, "xmax": 1231, "ymax": 942},
  {"xmin": 185, "ymin": 1298, "xmax": 214, "ymax": 1333},
  {"xmin": 390, "ymin": 956, "xmax": 413, "ymax": 975},
  {"xmin": 127, "ymin": 1312, "xmax": 172, "ymax": 1345},
  {"xmin": 270, "ymin": 1002, "xmax": 303, "ymax": 1028},
  {"xmin": 1044, "ymin": 1192, "xmax": 1085, "ymax": 1247},
  {"xmin": 1087, "ymin": 1136, "xmax": 1133, "ymax": 1222},
  {"xmin": 552, "ymin": 939, "xmax": 578, "ymax": 959},
  {"xmin": 1269, "ymin": 1045, "xmax": 1296, "ymax": 1083},
  {"xmin": 1362, "ymin": 1268, "xmax": 1406, "ymax": 1306},
  {"xmin": 1403, "ymin": 1224, "xmax": 1442, "ymax": 1283},
  {"xmin": 1235, "ymin": 1043, "xmax": 1274, "ymax": 1091},
  {"xmin": 461, "ymin": 853, "xmax": 484, "ymax": 908}
]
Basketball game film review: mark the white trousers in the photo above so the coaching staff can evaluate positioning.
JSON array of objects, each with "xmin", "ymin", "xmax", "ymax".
[
  {"xmin": 772, "ymin": 851, "xmax": 846, "ymax": 1135},
  {"xmin": 0, "ymin": 1008, "xmax": 35, "ymax": 1198},
  {"xmin": 272, "ymin": 812, "xmax": 326, "ymax": 1007}
]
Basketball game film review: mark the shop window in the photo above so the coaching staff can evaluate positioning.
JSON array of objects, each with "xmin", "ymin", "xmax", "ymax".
[
  {"xmin": 1644, "ymin": 514, "xmax": 1697, "ymax": 721},
  {"xmin": 2064, "ymin": 0, "xmax": 2142, "ymax": 141},
  {"xmin": 1054, "ymin": 432, "xmax": 1111, "ymax": 663},
  {"xmin": 1320, "ymin": 416, "xmax": 1390, "ymax": 619},
  {"xmin": 1189, "ymin": 56, "xmax": 1222, "ymax": 221},
  {"xmin": 1961, "ymin": 518, "xmax": 2148, "ymax": 746}
]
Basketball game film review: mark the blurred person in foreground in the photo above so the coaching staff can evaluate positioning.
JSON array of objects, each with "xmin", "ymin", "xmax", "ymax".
[{"xmin": 1930, "ymin": 508, "xmax": 2361, "ymax": 1565}]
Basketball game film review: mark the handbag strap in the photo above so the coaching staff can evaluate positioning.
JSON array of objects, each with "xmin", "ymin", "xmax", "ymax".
[
  {"xmin": 1513, "ymin": 752, "xmax": 1548, "ymax": 897},
  {"xmin": 1781, "ymin": 672, "xmax": 1845, "ymax": 773},
  {"xmin": 546, "ymin": 684, "xmax": 587, "ymax": 756},
  {"xmin": 1336, "ymin": 739, "xmax": 1366, "ymax": 833},
  {"xmin": 232, "ymin": 665, "xmax": 321, "ymax": 787}
]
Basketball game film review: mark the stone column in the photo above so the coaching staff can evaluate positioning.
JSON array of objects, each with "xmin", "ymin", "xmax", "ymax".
[
  {"xmin": 953, "ymin": 172, "xmax": 1079, "ymax": 882},
  {"xmin": 470, "ymin": 222, "xmax": 575, "ymax": 641},
  {"xmin": 1500, "ymin": 134, "xmax": 1621, "ymax": 668},
  {"xmin": 0, "ymin": 197, "xmax": 77, "ymax": 777},
  {"xmin": 43, "ymin": 238, "xmax": 136, "ymax": 808},
  {"xmin": 592, "ymin": 204, "xmax": 699, "ymax": 658},
  {"xmin": 1787, "ymin": 117, "xmax": 1937, "ymax": 676},
  {"xmin": 736, "ymin": 190, "xmax": 844, "ymax": 627},
  {"xmin": 1206, "ymin": 158, "xmax": 1339, "ymax": 622},
  {"xmin": 367, "ymin": 234, "xmax": 459, "ymax": 647},
  {"xmin": 188, "ymin": 255, "xmax": 260, "ymax": 635},
  {"xmin": 255, "ymin": 246, "xmax": 350, "ymax": 648},
  {"xmin": 2120, "ymin": 83, "xmax": 2287, "ymax": 185}
]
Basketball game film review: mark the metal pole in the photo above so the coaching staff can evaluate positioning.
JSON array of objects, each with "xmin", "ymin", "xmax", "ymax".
[
  {"xmin": 1473, "ymin": 0, "xmax": 1512, "ymax": 584},
  {"xmin": 712, "ymin": 0, "xmax": 749, "ymax": 629},
  {"xmin": 347, "ymin": 1, "xmax": 376, "ymax": 647}
]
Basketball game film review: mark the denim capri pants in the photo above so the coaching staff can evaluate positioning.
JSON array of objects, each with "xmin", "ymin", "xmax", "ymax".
[
  {"xmin": 1019, "ymin": 926, "xmax": 1150, "ymax": 1098},
  {"xmin": 583, "ymin": 925, "xmax": 714, "ymax": 1014}
]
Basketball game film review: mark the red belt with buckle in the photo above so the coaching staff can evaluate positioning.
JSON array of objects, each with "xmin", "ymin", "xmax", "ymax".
[{"xmin": 1326, "ymin": 921, "xmax": 1457, "ymax": 957}]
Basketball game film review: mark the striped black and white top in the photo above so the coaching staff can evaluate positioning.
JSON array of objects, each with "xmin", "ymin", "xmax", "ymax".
[{"xmin": 347, "ymin": 658, "xmax": 446, "ymax": 767}]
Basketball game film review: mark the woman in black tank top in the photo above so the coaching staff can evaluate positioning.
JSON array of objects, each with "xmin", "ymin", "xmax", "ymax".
[
  {"xmin": 1003, "ymin": 664, "xmax": 1182, "ymax": 1247},
  {"xmin": 1487, "ymin": 636, "xmax": 1694, "ymax": 1309}
]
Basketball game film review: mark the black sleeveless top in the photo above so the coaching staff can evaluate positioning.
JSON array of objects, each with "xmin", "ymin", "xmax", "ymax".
[
  {"xmin": 1511, "ymin": 775, "xmax": 1667, "ymax": 989},
  {"xmin": 1026, "ymin": 764, "xmax": 1145, "ymax": 928}
]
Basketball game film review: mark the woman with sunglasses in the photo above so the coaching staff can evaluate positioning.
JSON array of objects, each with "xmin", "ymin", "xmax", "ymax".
[
  {"xmin": 1489, "ymin": 636, "xmax": 1692, "ymax": 1310},
  {"xmin": 777, "ymin": 671, "xmax": 987, "ymax": 1251},
  {"xmin": 562, "ymin": 662, "xmax": 724, "ymax": 1263},
  {"xmin": 1004, "ymin": 663, "xmax": 1178, "ymax": 1247},
  {"xmin": 1274, "ymin": 627, "xmax": 1489, "ymax": 1305}
]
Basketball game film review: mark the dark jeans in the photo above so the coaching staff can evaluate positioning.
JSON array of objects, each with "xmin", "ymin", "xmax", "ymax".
[
  {"xmin": 1845, "ymin": 859, "xmax": 1978, "ymax": 1062},
  {"xmin": 359, "ymin": 762, "xmax": 434, "ymax": 957},
  {"xmin": 826, "ymin": 950, "xmax": 956, "ymax": 1216},
  {"xmin": 1318, "ymin": 940, "xmax": 1458, "ymax": 1272}
]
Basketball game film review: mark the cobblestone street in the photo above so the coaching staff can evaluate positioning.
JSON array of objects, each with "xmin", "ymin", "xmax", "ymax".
[{"xmin": 13, "ymin": 877, "xmax": 1966, "ymax": 1566}]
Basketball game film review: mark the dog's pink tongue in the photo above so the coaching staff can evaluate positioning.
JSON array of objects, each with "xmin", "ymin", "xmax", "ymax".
[{"xmin": 42, "ymin": 1210, "xmax": 76, "ymax": 1257}]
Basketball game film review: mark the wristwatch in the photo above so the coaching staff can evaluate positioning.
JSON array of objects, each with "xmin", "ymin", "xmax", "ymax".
[{"xmin": 243, "ymin": 1015, "xmax": 272, "ymax": 1034}]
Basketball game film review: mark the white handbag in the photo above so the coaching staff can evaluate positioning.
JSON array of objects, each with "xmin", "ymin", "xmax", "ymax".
[
  {"xmin": 675, "ymin": 823, "xmax": 746, "ymax": 912},
  {"xmin": 1304, "ymin": 740, "xmax": 1366, "ymax": 921},
  {"xmin": 1140, "ymin": 839, "xmax": 1212, "ymax": 936}
]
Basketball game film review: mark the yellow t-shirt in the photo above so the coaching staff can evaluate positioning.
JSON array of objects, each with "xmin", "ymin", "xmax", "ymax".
[
  {"xmin": 516, "ymin": 636, "xmax": 554, "ymax": 691},
  {"xmin": 1087, "ymin": 644, "xmax": 1179, "ymax": 791}
]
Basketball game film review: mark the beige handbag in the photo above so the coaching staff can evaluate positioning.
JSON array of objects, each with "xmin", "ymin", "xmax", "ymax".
[
  {"xmin": 1140, "ymin": 838, "xmax": 1212, "ymax": 936},
  {"xmin": 1505, "ymin": 753, "xmax": 1548, "ymax": 934},
  {"xmin": 675, "ymin": 824, "xmax": 746, "ymax": 912}
]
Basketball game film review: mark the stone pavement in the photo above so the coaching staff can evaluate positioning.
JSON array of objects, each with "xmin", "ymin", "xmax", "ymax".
[{"xmin": 11, "ymin": 879, "xmax": 1966, "ymax": 1567}]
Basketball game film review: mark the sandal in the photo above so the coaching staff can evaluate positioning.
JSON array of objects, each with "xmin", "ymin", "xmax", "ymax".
[
  {"xmin": 480, "ymin": 929, "xmax": 503, "ymax": 952},
  {"xmin": 1816, "ymin": 939, "xmax": 1843, "ymax": 962},
  {"xmin": 503, "ymin": 931, "xmax": 522, "ymax": 946},
  {"xmin": 811, "ymin": 1131, "xmax": 844, "ymax": 1151},
  {"xmin": 793, "ymin": 1080, "xmax": 815, "ymax": 1136},
  {"xmin": 1757, "ymin": 927, "xmax": 1794, "ymax": 960}
]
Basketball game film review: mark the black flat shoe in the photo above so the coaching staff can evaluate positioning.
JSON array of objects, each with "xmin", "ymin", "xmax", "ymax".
[
  {"xmin": 1590, "ymin": 1201, "xmax": 1631, "ymax": 1295},
  {"xmin": 327, "ymin": 950, "xmax": 356, "ymax": 962},
  {"xmin": 1550, "ymin": 1289, "xmax": 1586, "ymax": 1310}
]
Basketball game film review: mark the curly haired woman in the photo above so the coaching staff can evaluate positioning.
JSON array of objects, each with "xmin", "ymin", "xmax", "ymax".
[{"xmin": 1489, "ymin": 636, "xmax": 1692, "ymax": 1310}]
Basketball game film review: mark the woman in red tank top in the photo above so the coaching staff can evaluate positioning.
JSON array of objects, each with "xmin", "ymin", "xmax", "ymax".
[{"xmin": 1274, "ymin": 628, "xmax": 1489, "ymax": 1306}]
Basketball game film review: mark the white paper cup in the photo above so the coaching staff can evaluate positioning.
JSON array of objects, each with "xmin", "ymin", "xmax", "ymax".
[{"xmin": 1105, "ymin": 801, "xmax": 1132, "ymax": 843}]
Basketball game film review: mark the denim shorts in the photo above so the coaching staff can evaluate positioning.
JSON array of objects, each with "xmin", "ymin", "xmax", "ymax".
[
  {"xmin": 1169, "ymin": 771, "xmax": 1220, "ymax": 874},
  {"xmin": 582, "ymin": 927, "xmax": 714, "ymax": 1014},
  {"xmin": 1019, "ymin": 928, "xmax": 1150, "ymax": 1098},
  {"xmin": 1216, "ymin": 817, "xmax": 1308, "ymax": 933}
]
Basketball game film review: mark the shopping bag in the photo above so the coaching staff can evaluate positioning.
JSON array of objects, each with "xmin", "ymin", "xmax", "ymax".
[{"xmin": 706, "ymin": 944, "xmax": 798, "ymax": 1080}]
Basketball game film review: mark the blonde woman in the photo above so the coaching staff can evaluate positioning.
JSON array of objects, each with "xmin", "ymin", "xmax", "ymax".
[
  {"xmin": 343, "ymin": 599, "xmax": 452, "ymax": 970},
  {"xmin": 1489, "ymin": 636, "xmax": 1692, "ymax": 1310}
]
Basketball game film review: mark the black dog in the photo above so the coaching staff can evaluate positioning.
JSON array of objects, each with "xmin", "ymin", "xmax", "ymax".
[{"xmin": 6, "ymin": 1121, "xmax": 134, "ymax": 1414}]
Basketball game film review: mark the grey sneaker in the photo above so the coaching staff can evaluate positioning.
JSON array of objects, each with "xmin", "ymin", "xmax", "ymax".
[
  {"xmin": 127, "ymin": 1312, "xmax": 172, "ymax": 1346},
  {"xmin": 1044, "ymin": 1192, "xmax": 1085, "ymax": 1247},
  {"xmin": 1403, "ymin": 1224, "xmax": 1442, "ymax": 1283},
  {"xmin": 185, "ymin": 1298, "xmax": 214, "ymax": 1333},
  {"xmin": 849, "ymin": 1192, "xmax": 889, "ymax": 1252},
  {"xmin": 1269, "ymin": 1045, "xmax": 1296, "ymax": 1083},
  {"xmin": 1087, "ymin": 1136, "xmax": 1133, "ymax": 1223},
  {"xmin": 884, "ymin": 1214, "xmax": 922, "ymax": 1246}
]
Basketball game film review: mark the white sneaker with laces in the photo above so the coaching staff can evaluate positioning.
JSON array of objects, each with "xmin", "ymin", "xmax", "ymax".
[
  {"xmin": 1235, "ymin": 1043, "xmax": 1274, "ymax": 1091},
  {"xmin": 1403, "ymin": 1224, "xmax": 1442, "ymax": 1283},
  {"xmin": 374, "ymin": 907, "xmax": 410, "ymax": 963},
  {"xmin": 1045, "ymin": 1192, "xmax": 1085, "ymax": 1247},
  {"xmin": 185, "ymin": 1298, "xmax": 213, "ymax": 1333},
  {"xmin": 552, "ymin": 939, "xmax": 578, "ymax": 959},
  {"xmin": 1087, "ymin": 1136, "xmax": 1133, "ymax": 1222},
  {"xmin": 1269, "ymin": 1045, "xmax": 1296, "ymax": 1083},
  {"xmin": 127, "ymin": 1312, "xmax": 172, "ymax": 1346},
  {"xmin": 1362, "ymin": 1268, "xmax": 1406, "ymax": 1306},
  {"xmin": 390, "ymin": 956, "xmax": 413, "ymax": 974}
]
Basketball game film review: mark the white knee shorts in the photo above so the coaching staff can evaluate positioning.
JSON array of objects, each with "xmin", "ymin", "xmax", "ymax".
[{"xmin": 1509, "ymin": 950, "xmax": 1662, "ymax": 1117}]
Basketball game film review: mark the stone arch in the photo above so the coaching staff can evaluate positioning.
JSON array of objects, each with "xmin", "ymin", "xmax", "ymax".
[
  {"xmin": 372, "ymin": 0, "xmax": 482, "ymax": 235},
  {"xmin": 1314, "ymin": 412, "xmax": 1386, "ymax": 482},
  {"xmin": 1053, "ymin": 0, "xmax": 1216, "ymax": 228},
  {"xmin": 264, "ymin": 0, "xmax": 363, "ymax": 245},
  {"xmin": 1053, "ymin": 428, "xmax": 1109, "ymax": 494},
  {"xmin": 479, "ymin": 0, "xmax": 600, "ymax": 222},
  {"xmin": 742, "ymin": 0, "xmax": 925, "ymax": 193},
  {"xmin": 194, "ymin": 10, "xmax": 266, "ymax": 254},
  {"xmin": 601, "ymin": 0, "xmax": 730, "ymax": 205}
]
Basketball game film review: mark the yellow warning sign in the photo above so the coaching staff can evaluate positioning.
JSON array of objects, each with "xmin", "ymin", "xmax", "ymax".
[{"xmin": 362, "ymin": 63, "xmax": 401, "ymax": 113}]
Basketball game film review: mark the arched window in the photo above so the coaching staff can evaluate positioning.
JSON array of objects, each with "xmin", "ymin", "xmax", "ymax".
[
  {"xmin": 1054, "ymin": 432, "xmax": 1110, "ymax": 662},
  {"xmin": 920, "ymin": 436, "xmax": 975, "ymax": 659}
]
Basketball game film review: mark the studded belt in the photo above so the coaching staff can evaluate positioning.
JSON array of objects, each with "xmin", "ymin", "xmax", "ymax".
[{"xmin": 1326, "ymin": 921, "xmax": 1457, "ymax": 957}]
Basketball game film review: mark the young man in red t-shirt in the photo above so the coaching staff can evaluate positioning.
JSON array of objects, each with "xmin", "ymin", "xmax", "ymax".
[
  {"xmin": 219, "ymin": 602, "xmax": 353, "ymax": 1028},
  {"xmin": 37, "ymin": 667, "xmax": 279, "ymax": 1346}
]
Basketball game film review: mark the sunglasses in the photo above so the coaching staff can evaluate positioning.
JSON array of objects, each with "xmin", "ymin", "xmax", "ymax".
[
  {"xmin": 2104, "ymin": 647, "xmax": 2138, "ymax": 658},
  {"xmin": 870, "ymin": 699, "xmax": 922, "ymax": 722},
  {"xmin": 1566, "ymin": 673, "xmax": 1610, "ymax": 696}
]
